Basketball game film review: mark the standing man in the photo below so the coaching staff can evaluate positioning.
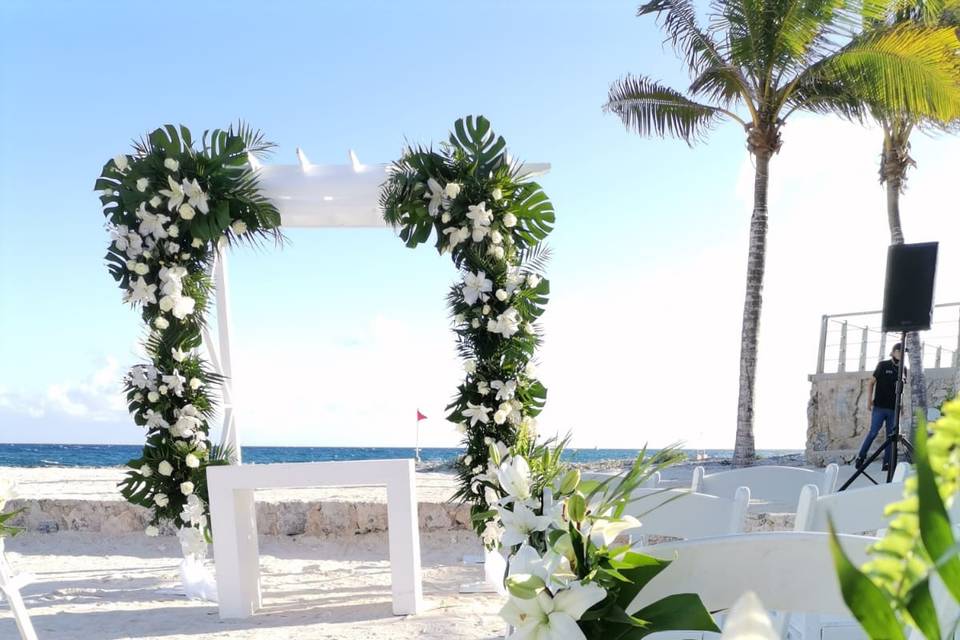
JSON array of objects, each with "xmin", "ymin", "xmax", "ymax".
[{"xmin": 856, "ymin": 342, "xmax": 906, "ymax": 470}]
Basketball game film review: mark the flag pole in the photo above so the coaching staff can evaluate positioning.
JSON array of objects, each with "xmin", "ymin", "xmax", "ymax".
[{"xmin": 415, "ymin": 415, "xmax": 421, "ymax": 464}]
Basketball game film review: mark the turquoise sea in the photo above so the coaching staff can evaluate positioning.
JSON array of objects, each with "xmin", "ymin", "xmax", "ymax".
[{"xmin": 0, "ymin": 443, "xmax": 801, "ymax": 468}]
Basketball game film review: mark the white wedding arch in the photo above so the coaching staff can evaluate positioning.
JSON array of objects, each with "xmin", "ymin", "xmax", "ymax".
[{"xmin": 205, "ymin": 150, "xmax": 550, "ymax": 461}]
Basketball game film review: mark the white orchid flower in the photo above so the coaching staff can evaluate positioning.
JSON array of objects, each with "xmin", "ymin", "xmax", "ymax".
[
  {"xmin": 159, "ymin": 175, "xmax": 185, "ymax": 211},
  {"xmin": 171, "ymin": 295, "xmax": 196, "ymax": 320},
  {"xmin": 466, "ymin": 202, "xmax": 494, "ymax": 228},
  {"xmin": 424, "ymin": 178, "xmax": 445, "ymax": 216},
  {"xmin": 491, "ymin": 379, "xmax": 517, "ymax": 401},
  {"xmin": 171, "ymin": 347, "xmax": 188, "ymax": 363},
  {"xmin": 442, "ymin": 224, "xmax": 469, "ymax": 249},
  {"xmin": 462, "ymin": 401, "xmax": 491, "ymax": 427},
  {"xmin": 144, "ymin": 410, "xmax": 169, "ymax": 430},
  {"xmin": 462, "ymin": 270, "xmax": 493, "ymax": 305},
  {"xmin": 125, "ymin": 277, "xmax": 158, "ymax": 306},
  {"xmin": 488, "ymin": 308, "xmax": 521, "ymax": 338},
  {"xmin": 477, "ymin": 380, "xmax": 490, "ymax": 395},
  {"xmin": 182, "ymin": 178, "xmax": 210, "ymax": 214},
  {"xmin": 138, "ymin": 210, "xmax": 170, "ymax": 240},
  {"xmin": 501, "ymin": 581, "xmax": 606, "ymax": 640},
  {"xmin": 500, "ymin": 503, "xmax": 551, "ymax": 547},
  {"xmin": 498, "ymin": 456, "xmax": 532, "ymax": 500},
  {"xmin": 588, "ymin": 515, "xmax": 642, "ymax": 548}
]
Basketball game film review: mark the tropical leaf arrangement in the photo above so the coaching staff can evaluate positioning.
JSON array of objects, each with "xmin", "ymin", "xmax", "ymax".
[
  {"xmin": 380, "ymin": 115, "xmax": 554, "ymax": 534},
  {"xmin": 94, "ymin": 124, "xmax": 281, "ymax": 546},
  {"xmin": 490, "ymin": 439, "xmax": 718, "ymax": 638},
  {"xmin": 0, "ymin": 479, "xmax": 23, "ymax": 539},
  {"xmin": 831, "ymin": 396, "xmax": 960, "ymax": 638}
]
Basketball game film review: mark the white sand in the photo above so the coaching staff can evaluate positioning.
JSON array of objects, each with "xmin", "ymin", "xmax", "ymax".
[{"xmin": 1, "ymin": 531, "xmax": 503, "ymax": 640}]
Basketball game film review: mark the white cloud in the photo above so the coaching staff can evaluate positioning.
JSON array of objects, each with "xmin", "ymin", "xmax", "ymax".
[{"xmin": 0, "ymin": 357, "xmax": 128, "ymax": 422}]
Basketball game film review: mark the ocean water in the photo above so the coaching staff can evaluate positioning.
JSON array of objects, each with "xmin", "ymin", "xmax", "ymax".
[{"xmin": 0, "ymin": 443, "xmax": 801, "ymax": 468}]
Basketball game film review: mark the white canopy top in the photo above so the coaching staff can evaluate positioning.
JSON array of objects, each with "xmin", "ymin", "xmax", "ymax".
[{"xmin": 253, "ymin": 150, "xmax": 550, "ymax": 228}]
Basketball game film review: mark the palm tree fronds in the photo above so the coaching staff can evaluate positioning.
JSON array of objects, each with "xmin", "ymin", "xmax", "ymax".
[
  {"xmin": 798, "ymin": 24, "xmax": 960, "ymax": 123},
  {"xmin": 604, "ymin": 74, "xmax": 729, "ymax": 143},
  {"xmin": 639, "ymin": 0, "xmax": 732, "ymax": 74},
  {"xmin": 689, "ymin": 64, "xmax": 749, "ymax": 105}
]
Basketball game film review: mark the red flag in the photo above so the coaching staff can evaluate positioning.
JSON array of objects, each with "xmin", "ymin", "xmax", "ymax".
[{"xmin": 416, "ymin": 410, "xmax": 428, "ymax": 422}]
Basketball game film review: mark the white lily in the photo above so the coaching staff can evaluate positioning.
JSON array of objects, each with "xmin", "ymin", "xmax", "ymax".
[
  {"xmin": 125, "ymin": 277, "xmax": 157, "ymax": 306},
  {"xmin": 144, "ymin": 409, "xmax": 169, "ymax": 430},
  {"xmin": 466, "ymin": 202, "xmax": 494, "ymax": 227},
  {"xmin": 180, "ymin": 494, "xmax": 205, "ymax": 526},
  {"xmin": 501, "ymin": 581, "xmax": 606, "ymax": 640},
  {"xmin": 510, "ymin": 543, "xmax": 577, "ymax": 589},
  {"xmin": 588, "ymin": 515, "xmax": 642, "ymax": 548},
  {"xmin": 171, "ymin": 347, "xmax": 188, "ymax": 362},
  {"xmin": 462, "ymin": 401, "xmax": 491, "ymax": 427},
  {"xmin": 442, "ymin": 225, "xmax": 470, "ymax": 249},
  {"xmin": 472, "ymin": 224, "xmax": 491, "ymax": 243},
  {"xmin": 161, "ymin": 369, "xmax": 186, "ymax": 396},
  {"xmin": 488, "ymin": 308, "xmax": 521, "ymax": 338},
  {"xmin": 159, "ymin": 175, "xmax": 185, "ymax": 211},
  {"xmin": 462, "ymin": 270, "xmax": 493, "ymax": 305},
  {"xmin": 498, "ymin": 456, "xmax": 532, "ymax": 500},
  {"xmin": 182, "ymin": 178, "xmax": 210, "ymax": 214},
  {"xmin": 424, "ymin": 177, "xmax": 445, "ymax": 216},
  {"xmin": 500, "ymin": 503, "xmax": 551, "ymax": 547},
  {"xmin": 138, "ymin": 210, "xmax": 170, "ymax": 240}
]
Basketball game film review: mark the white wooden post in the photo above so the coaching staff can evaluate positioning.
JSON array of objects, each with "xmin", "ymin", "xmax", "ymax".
[
  {"xmin": 0, "ymin": 539, "xmax": 38, "ymax": 640},
  {"xmin": 879, "ymin": 332, "xmax": 888, "ymax": 362},
  {"xmin": 816, "ymin": 315, "xmax": 829, "ymax": 374},
  {"xmin": 385, "ymin": 460, "xmax": 424, "ymax": 614},
  {"xmin": 212, "ymin": 251, "xmax": 240, "ymax": 464},
  {"xmin": 859, "ymin": 326, "xmax": 869, "ymax": 371},
  {"xmin": 935, "ymin": 346, "xmax": 942, "ymax": 369},
  {"xmin": 838, "ymin": 321, "xmax": 848, "ymax": 373}
]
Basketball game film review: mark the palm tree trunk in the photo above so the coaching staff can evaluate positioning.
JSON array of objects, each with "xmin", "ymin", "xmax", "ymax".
[
  {"xmin": 883, "ymin": 135, "xmax": 927, "ymax": 435},
  {"xmin": 733, "ymin": 151, "xmax": 771, "ymax": 465}
]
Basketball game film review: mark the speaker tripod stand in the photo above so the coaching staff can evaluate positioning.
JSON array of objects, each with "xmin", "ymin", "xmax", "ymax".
[{"xmin": 839, "ymin": 331, "xmax": 914, "ymax": 490}]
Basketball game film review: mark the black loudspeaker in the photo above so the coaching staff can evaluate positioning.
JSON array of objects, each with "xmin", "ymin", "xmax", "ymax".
[{"xmin": 881, "ymin": 242, "xmax": 938, "ymax": 333}]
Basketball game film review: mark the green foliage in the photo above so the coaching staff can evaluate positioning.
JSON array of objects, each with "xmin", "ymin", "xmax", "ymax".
[
  {"xmin": 379, "ymin": 116, "xmax": 554, "ymax": 531},
  {"xmin": 96, "ymin": 123, "xmax": 282, "ymax": 534},
  {"xmin": 832, "ymin": 397, "xmax": 960, "ymax": 637},
  {"xmin": 0, "ymin": 507, "xmax": 25, "ymax": 538}
]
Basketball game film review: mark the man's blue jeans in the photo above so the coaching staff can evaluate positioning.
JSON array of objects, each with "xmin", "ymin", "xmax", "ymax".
[{"xmin": 858, "ymin": 407, "xmax": 897, "ymax": 467}]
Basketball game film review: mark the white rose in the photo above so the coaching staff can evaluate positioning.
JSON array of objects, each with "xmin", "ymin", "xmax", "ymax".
[
  {"xmin": 189, "ymin": 377, "xmax": 202, "ymax": 390},
  {"xmin": 471, "ymin": 319, "xmax": 480, "ymax": 328},
  {"xmin": 153, "ymin": 316, "xmax": 169, "ymax": 330},
  {"xmin": 493, "ymin": 410, "xmax": 508, "ymax": 425},
  {"xmin": 464, "ymin": 455, "xmax": 473, "ymax": 466},
  {"xmin": 159, "ymin": 296, "xmax": 174, "ymax": 312},
  {"xmin": 126, "ymin": 259, "xmax": 137, "ymax": 270},
  {"xmin": 153, "ymin": 493, "xmax": 169, "ymax": 507},
  {"xmin": 492, "ymin": 188, "xmax": 503, "ymax": 201},
  {"xmin": 180, "ymin": 481, "xmax": 194, "ymax": 496},
  {"xmin": 524, "ymin": 322, "xmax": 534, "ymax": 334},
  {"xmin": 158, "ymin": 460, "xmax": 173, "ymax": 476},
  {"xmin": 167, "ymin": 224, "xmax": 179, "ymax": 238},
  {"xmin": 147, "ymin": 391, "xmax": 160, "ymax": 403},
  {"xmin": 453, "ymin": 313, "xmax": 465, "ymax": 324},
  {"xmin": 191, "ymin": 238, "xmax": 203, "ymax": 249},
  {"xmin": 502, "ymin": 212, "xmax": 517, "ymax": 227},
  {"xmin": 444, "ymin": 182, "xmax": 462, "ymax": 198},
  {"xmin": 464, "ymin": 360, "xmax": 477, "ymax": 375},
  {"xmin": 179, "ymin": 253, "xmax": 191, "ymax": 260},
  {"xmin": 145, "ymin": 525, "xmax": 159, "ymax": 537},
  {"xmin": 490, "ymin": 230, "xmax": 503, "ymax": 244},
  {"xmin": 441, "ymin": 213, "xmax": 451, "ymax": 223},
  {"xmin": 114, "ymin": 154, "xmax": 129, "ymax": 172},
  {"xmin": 150, "ymin": 196, "xmax": 163, "ymax": 208},
  {"xmin": 524, "ymin": 362, "xmax": 538, "ymax": 378},
  {"xmin": 489, "ymin": 245, "xmax": 505, "ymax": 260},
  {"xmin": 185, "ymin": 454, "xmax": 200, "ymax": 469},
  {"xmin": 134, "ymin": 263, "xmax": 149, "ymax": 276},
  {"xmin": 164, "ymin": 158, "xmax": 179, "ymax": 172},
  {"xmin": 134, "ymin": 392, "xmax": 143, "ymax": 402},
  {"xmin": 482, "ymin": 304, "xmax": 491, "ymax": 315},
  {"xmin": 158, "ymin": 385, "xmax": 168, "ymax": 395},
  {"xmin": 136, "ymin": 177, "xmax": 150, "ymax": 192},
  {"xmin": 495, "ymin": 289, "xmax": 508, "ymax": 302},
  {"xmin": 178, "ymin": 203, "xmax": 195, "ymax": 220},
  {"xmin": 231, "ymin": 220, "xmax": 248, "ymax": 235},
  {"xmin": 140, "ymin": 464, "xmax": 153, "ymax": 478},
  {"xmin": 195, "ymin": 441, "xmax": 207, "ymax": 452}
]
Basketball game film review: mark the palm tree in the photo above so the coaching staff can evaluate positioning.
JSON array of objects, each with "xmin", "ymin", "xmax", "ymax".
[
  {"xmin": 868, "ymin": 2, "xmax": 960, "ymax": 431},
  {"xmin": 605, "ymin": 0, "xmax": 960, "ymax": 464}
]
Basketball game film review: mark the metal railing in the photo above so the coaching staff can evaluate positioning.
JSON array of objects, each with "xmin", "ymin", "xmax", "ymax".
[{"xmin": 816, "ymin": 303, "xmax": 960, "ymax": 374}]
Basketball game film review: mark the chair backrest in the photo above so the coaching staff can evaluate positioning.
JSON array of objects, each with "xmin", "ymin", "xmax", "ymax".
[
  {"xmin": 794, "ymin": 481, "xmax": 905, "ymax": 534},
  {"xmin": 623, "ymin": 487, "xmax": 751, "ymax": 539},
  {"xmin": 628, "ymin": 532, "xmax": 874, "ymax": 617},
  {"xmin": 692, "ymin": 464, "xmax": 839, "ymax": 512}
]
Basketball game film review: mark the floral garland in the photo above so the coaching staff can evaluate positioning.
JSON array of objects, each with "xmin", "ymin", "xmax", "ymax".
[
  {"xmin": 95, "ymin": 124, "xmax": 281, "ymax": 547},
  {"xmin": 379, "ymin": 116, "xmax": 553, "ymax": 533}
]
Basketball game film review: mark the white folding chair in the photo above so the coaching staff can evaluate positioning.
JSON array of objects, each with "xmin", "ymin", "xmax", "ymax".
[
  {"xmin": 624, "ymin": 487, "xmax": 751, "ymax": 545},
  {"xmin": 630, "ymin": 532, "xmax": 876, "ymax": 640},
  {"xmin": 0, "ymin": 539, "xmax": 38, "ymax": 640},
  {"xmin": 692, "ymin": 464, "xmax": 839, "ymax": 512}
]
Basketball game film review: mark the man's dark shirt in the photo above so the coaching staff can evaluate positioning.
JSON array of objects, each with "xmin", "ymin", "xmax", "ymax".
[{"xmin": 872, "ymin": 358, "xmax": 905, "ymax": 410}]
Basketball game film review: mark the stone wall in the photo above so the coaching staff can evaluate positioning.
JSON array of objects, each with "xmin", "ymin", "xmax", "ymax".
[{"xmin": 806, "ymin": 367, "xmax": 958, "ymax": 466}]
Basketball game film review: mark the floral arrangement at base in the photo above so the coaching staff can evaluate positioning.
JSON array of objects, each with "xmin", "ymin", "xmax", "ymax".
[
  {"xmin": 488, "ymin": 439, "xmax": 719, "ymax": 639},
  {"xmin": 95, "ymin": 124, "xmax": 281, "ymax": 548},
  {"xmin": 380, "ymin": 115, "xmax": 553, "ymax": 533}
]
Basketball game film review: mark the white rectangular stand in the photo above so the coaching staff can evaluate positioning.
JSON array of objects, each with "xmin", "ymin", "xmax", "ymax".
[
  {"xmin": 207, "ymin": 459, "xmax": 423, "ymax": 619},
  {"xmin": 0, "ymin": 539, "xmax": 38, "ymax": 640}
]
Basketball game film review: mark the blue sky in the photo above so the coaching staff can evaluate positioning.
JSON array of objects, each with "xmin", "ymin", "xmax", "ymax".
[{"xmin": 1, "ymin": 0, "xmax": 957, "ymax": 449}]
